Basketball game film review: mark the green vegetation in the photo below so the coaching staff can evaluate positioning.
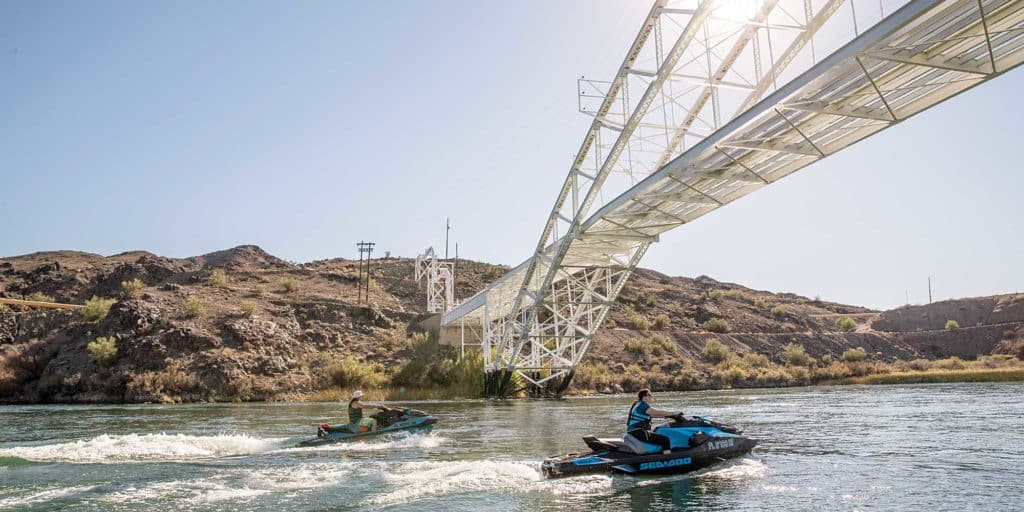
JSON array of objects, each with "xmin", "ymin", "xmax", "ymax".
[
  {"xmin": 25, "ymin": 292, "xmax": 55, "ymax": 303},
  {"xmin": 484, "ymin": 266, "xmax": 504, "ymax": 280},
  {"xmin": 835, "ymin": 316, "xmax": 857, "ymax": 332},
  {"xmin": 326, "ymin": 357, "xmax": 388, "ymax": 388},
  {"xmin": 82, "ymin": 296, "xmax": 117, "ymax": 322},
  {"xmin": 703, "ymin": 289, "xmax": 723, "ymax": 300},
  {"xmin": 842, "ymin": 347, "xmax": 867, "ymax": 362},
  {"xmin": 648, "ymin": 334, "xmax": 676, "ymax": 356},
  {"xmin": 703, "ymin": 339, "xmax": 732, "ymax": 364},
  {"xmin": 624, "ymin": 335, "xmax": 677, "ymax": 357},
  {"xmin": 653, "ymin": 314, "xmax": 670, "ymax": 330},
  {"xmin": 209, "ymin": 269, "xmax": 229, "ymax": 289},
  {"xmin": 281, "ymin": 279, "xmax": 298, "ymax": 293},
  {"xmin": 702, "ymin": 317, "xmax": 731, "ymax": 333},
  {"xmin": 784, "ymin": 343, "xmax": 814, "ymax": 367},
  {"xmin": 389, "ymin": 333, "xmax": 484, "ymax": 397},
  {"xmin": 629, "ymin": 314, "xmax": 651, "ymax": 331},
  {"xmin": 240, "ymin": 301, "xmax": 258, "ymax": 317},
  {"xmin": 181, "ymin": 296, "xmax": 205, "ymax": 319},
  {"xmin": 754, "ymin": 298, "xmax": 769, "ymax": 309},
  {"xmin": 121, "ymin": 278, "xmax": 145, "ymax": 298},
  {"xmin": 624, "ymin": 338, "xmax": 647, "ymax": 356},
  {"xmin": 770, "ymin": 305, "xmax": 787, "ymax": 317},
  {"xmin": 87, "ymin": 336, "xmax": 118, "ymax": 367},
  {"xmin": 945, "ymin": 319, "xmax": 960, "ymax": 330}
]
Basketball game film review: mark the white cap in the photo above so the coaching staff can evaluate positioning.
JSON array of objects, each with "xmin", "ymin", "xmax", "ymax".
[{"xmin": 352, "ymin": 390, "xmax": 363, "ymax": 399}]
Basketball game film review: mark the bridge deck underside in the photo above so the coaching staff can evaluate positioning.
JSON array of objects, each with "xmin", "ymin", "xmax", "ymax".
[{"xmin": 444, "ymin": 0, "xmax": 1024, "ymax": 332}]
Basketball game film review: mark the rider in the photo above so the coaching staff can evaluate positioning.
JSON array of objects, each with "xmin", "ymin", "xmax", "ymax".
[
  {"xmin": 627, "ymin": 388, "xmax": 677, "ymax": 454},
  {"xmin": 348, "ymin": 390, "xmax": 388, "ymax": 432}
]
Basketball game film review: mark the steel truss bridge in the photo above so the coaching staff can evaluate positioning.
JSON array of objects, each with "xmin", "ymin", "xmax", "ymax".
[{"xmin": 439, "ymin": 0, "xmax": 1024, "ymax": 397}]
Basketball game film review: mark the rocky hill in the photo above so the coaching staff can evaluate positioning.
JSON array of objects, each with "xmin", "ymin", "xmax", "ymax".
[{"xmin": 1, "ymin": 246, "xmax": 1021, "ymax": 403}]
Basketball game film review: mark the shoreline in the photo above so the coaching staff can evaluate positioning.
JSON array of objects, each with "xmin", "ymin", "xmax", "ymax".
[{"xmin": 2, "ymin": 366, "xmax": 1021, "ymax": 405}]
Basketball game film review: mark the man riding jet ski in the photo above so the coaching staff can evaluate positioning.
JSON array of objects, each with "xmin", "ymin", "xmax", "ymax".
[
  {"xmin": 295, "ymin": 391, "xmax": 437, "ymax": 447},
  {"xmin": 542, "ymin": 389, "xmax": 756, "ymax": 477}
]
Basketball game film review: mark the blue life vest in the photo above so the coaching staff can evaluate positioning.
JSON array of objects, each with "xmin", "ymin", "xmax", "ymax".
[{"xmin": 627, "ymin": 400, "xmax": 652, "ymax": 431}]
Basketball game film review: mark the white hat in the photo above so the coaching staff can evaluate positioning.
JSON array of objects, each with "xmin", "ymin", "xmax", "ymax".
[{"xmin": 352, "ymin": 390, "xmax": 363, "ymax": 399}]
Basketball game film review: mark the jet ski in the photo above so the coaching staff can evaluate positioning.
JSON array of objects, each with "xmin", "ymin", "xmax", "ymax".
[
  {"xmin": 296, "ymin": 407, "xmax": 437, "ymax": 447},
  {"xmin": 542, "ymin": 415, "xmax": 756, "ymax": 477}
]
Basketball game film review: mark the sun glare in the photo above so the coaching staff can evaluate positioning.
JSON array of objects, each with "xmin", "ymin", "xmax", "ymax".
[{"xmin": 713, "ymin": 0, "xmax": 760, "ymax": 23}]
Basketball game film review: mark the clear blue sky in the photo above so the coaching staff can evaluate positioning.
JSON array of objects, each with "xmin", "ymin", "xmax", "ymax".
[{"xmin": 2, "ymin": 1, "xmax": 1022, "ymax": 309}]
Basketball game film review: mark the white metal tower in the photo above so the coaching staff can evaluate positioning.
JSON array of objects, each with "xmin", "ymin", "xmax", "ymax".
[{"xmin": 415, "ymin": 247, "xmax": 455, "ymax": 313}]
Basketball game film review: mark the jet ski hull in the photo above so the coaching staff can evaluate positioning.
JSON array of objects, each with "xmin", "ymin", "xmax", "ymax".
[
  {"xmin": 296, "ymin": 409, "xmax": 437, "ymax": 447},
  {"xmin": 542, "ymin": 436, "xmax": 756, "ymax": 477},
  {"xmin": 542, "ymin": 417, "xmax": 757, "ymax": 478}
]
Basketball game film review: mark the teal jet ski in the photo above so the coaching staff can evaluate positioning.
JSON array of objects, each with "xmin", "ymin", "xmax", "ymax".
[
  {"xmin": 542, "ymin": 415, "xmax": 756, "ymax": 477},
  {"xmin": 296, "ymin": 407, "xmax": 437, "ymax": 447}
]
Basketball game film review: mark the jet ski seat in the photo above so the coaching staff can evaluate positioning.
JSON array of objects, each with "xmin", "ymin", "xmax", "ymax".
[
  {"xmin": 621, "ymin": 433, "xmax": 662, "ymax": 454},
  {"xmin": 582, "ymin": 435, "xmax": 663, "ymax": 454}
]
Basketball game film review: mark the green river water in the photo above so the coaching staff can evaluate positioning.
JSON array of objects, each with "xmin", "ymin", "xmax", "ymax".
[{"xmin": 1, "ymin": 382, "xmax": 1022, "ymax": 511}]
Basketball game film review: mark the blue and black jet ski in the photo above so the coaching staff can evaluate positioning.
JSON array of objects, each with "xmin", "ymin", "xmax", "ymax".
[
  {"xmin": 542, "ymin": 415, "xmax": 756, "ymax": 477},
  {"xmin": 296, "ymin": 407, "xmax": 437, "ymax": 447}
]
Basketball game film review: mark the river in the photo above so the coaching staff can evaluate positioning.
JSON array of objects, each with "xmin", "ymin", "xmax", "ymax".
[{"xmin": 1, "ymin": 382, "xmax": 1021, "ymax": 511}]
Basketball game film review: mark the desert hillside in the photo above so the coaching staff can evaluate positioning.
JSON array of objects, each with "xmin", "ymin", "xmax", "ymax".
[{"xmin": 1, "ymin": 246, "xmax": 1021, "ymax": 402}]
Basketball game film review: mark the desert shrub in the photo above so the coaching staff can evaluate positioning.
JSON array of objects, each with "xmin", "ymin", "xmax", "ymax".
[
  {"xmin": 391, "ymin": 333, "xmax": 482, "ymax": 396},
  {"xmin": 181, "ymin": 296, "xmax": 205, "ymax": 319},
  {"xmin": 281, "ymin": 279, "xmax": 298, "ymax": 293},
  {"xmin": 907, "ymin": 358, "xmax": 931, "ymax": 371},
  {"xmin": 702, "ymin": 318, "xmax": 731, "ymax": 333},
  {"xmin": 739, "ymin": 352, "xmax": 771, "ymax": 369},
  {"xmin": 209, "ymin": 269, "xmax": 229, "ymax": 289},
  {"xmin": 624, "ymin": 338, "xmax": 648, "ymax": 356},
  {"xmin": 629, "ymin": 314, "xmax": 650, "ymax": 331},
  {"xmin": 240, "ymin": 301, "xmax": 258, "ymax": 317},
  {"xmin": 945, "ymin": 320, "xmax": 960, "ymax": 331},
  {"xmin": 327, "ymin": 357, "xmax": 388, "ymax": 388},
  {"xmin": 703, "ymin": 339, "xmax": 732, "ymax": 364},
  {"xmin": 820, "ymin": 354, "xmax": 834, "ymax": 365},
  {"xmin": 725, "ymin": 289, "xmax": 745, "ymax": 299},
  {"xmin": 573, "ymin": 363, "xmax": 612, "ymax": 389},
  {"xmin": 842, "ymin": 347, "xmax": 867, "ymax": 362},
  {"xmin": 754, "ymin": 298, "xmax": 768, "ymax": 309},
  {"xmin": 121, "ymin": 278, "xmax": 145, "ymax": 298},
  {"xmin": 648, "ymin": 334, "xmax": 676, "ymax": 356},
  {"xmin": 252, "ymin": 285, "xmax": 266, "ymax": 297},
  {"xmin": 770, "ymin": 305, "xmax": 787, "ymax": 317},
  {"xmin": 25, "ymin": 292, "xmax": 54, "ymax": 303},
  {"xmin": 932, "ymin": 357, "xmax": 965, "ymax": 371},
  {"xmin": 835, "ymin": 316, "xmax": 857, "ymax": 332},
  {"xmin": 785, "ymin": 365, "xmax": 812, "ymax": 384},
  {"xmin": 704, "ymin": 289, "xmax": 723, "ymax": 300},
  {"xmin": 784, "ymin": 343, "xmax": 814, "ymax": 366},
  {"xmin": 484, "ymin": 266, "xmax": 504, "ymax": 280},
  {"xmin": 653, "ymin": 314, "xmax": 670, "ymax": 330},
  {"xmin": 82, "ymin": 296, "xmax": 117, "ymax": 322},
  {"xmin": 87, "ymin": 337, "xmax": 118, "ymax": 367}
]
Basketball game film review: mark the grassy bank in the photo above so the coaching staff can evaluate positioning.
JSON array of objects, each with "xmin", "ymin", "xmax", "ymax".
[
  {"xmin": 570, "ymin": 341, "xmax": 1024, "ymax": 395},
  {"xmin": 825, "ymin": 367, "xmax": 1024, "ymax": 386}
]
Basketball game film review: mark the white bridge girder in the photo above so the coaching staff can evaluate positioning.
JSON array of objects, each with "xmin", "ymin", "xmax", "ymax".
[{"xmin": 440, "ymin": 0, "xmax": 1024, "ymax": 396}]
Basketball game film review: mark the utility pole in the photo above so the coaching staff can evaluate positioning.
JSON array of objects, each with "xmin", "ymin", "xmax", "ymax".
[
  {"xmin": 928, "ymin": 276, "xmax": 932, "ymax": 304},
  {"xmin": 445, "ymin": 218, "xmax": 451, "ymax": 260},
  {"xmin": 454, "ymin": 243, "xmax": 459, "ymax": 296},
  {"xmin": 357, "ymin": 241, "xmax": 375, "ymax": 303}
]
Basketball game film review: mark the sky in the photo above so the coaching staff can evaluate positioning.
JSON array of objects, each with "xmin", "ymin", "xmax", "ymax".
[{"xmin": 2, "ymin": 0, "xmax": 1022, "ymax": 310}]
